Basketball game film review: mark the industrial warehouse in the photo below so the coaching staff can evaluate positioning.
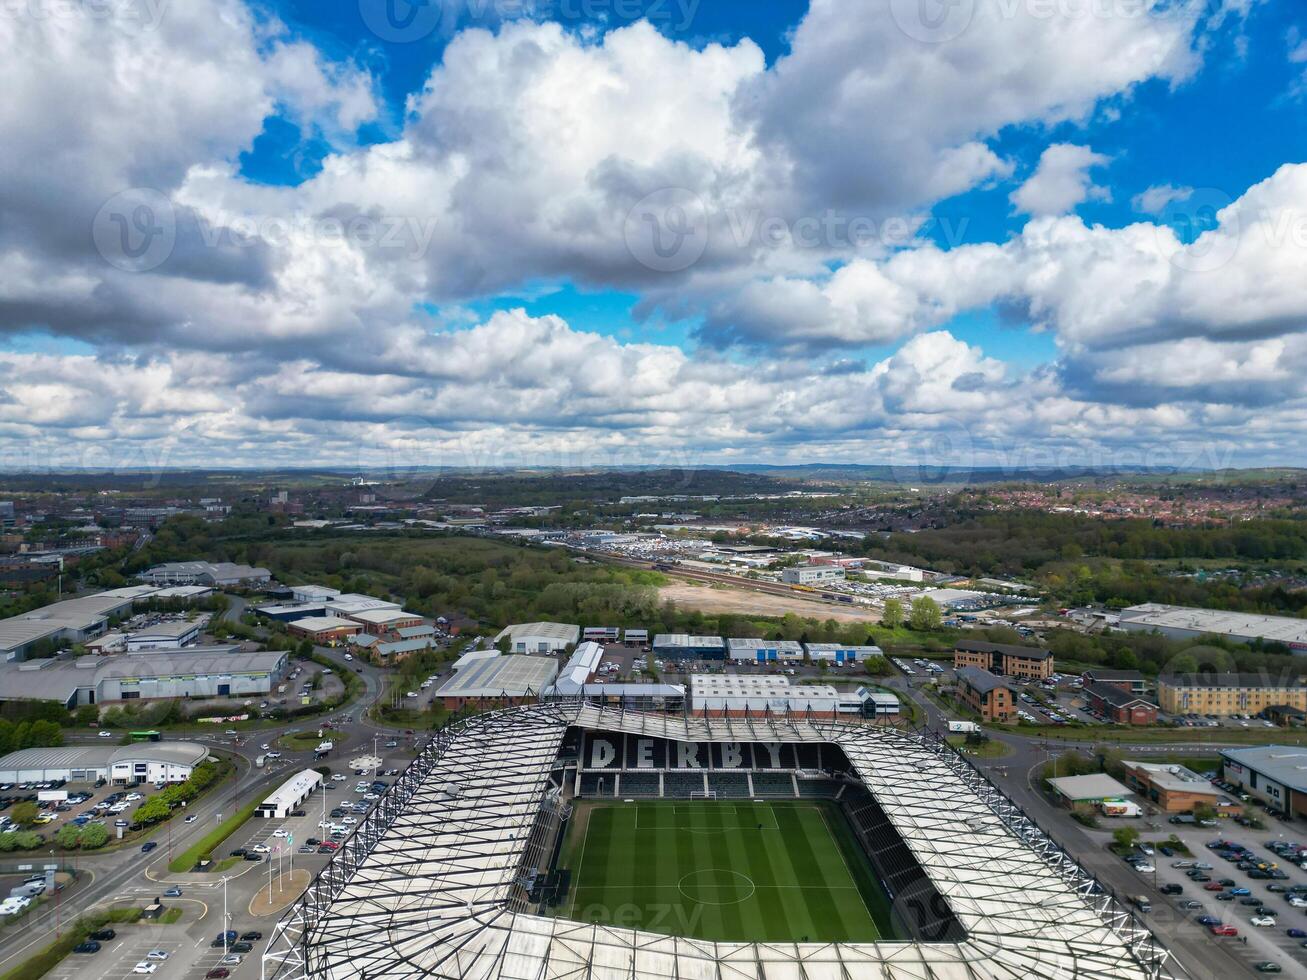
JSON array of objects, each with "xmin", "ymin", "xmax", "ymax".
[
  {"xmin": 0, "ymin": 741, "xmax": 208, "ymax": 784},
  {"xmin": 0, "ymin": 647, "xmax": 289, "ymax": 707},
  {"xmin": 261, "ymin": 702, "xmax": 1190, "ymax": 980},
  {"xmin": 1120, "ymin": 603, "xmax": 1307, "ymax": 651}
]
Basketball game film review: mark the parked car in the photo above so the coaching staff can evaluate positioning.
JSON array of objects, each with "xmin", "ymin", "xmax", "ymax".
[
  {"xmin": 72, "ymin": 941, "xmax": 101, "ymax": 954},
  {"xmin": 205, "ymin": 970, "xmax": 231, "ymax": 979}
]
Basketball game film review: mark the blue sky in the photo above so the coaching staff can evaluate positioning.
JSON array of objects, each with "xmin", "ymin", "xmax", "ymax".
[
  {"xmin": 2, "ymin": 0, "xmax": 1306, "ymax": 468},
  {"xmin": 226, "ymin": 0, "xmax": 1307, "ymax": 372}
]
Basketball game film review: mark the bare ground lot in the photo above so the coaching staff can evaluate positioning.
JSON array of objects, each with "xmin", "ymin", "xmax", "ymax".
[{"xmin": 658, "ymin": 581, "xmax": 881, "ymax": 622}]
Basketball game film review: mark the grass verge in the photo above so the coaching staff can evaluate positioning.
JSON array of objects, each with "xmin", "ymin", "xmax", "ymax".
[
  {"xmin": 167, "ymin": 797, "xmax": 261, "ymax": 873},
  {"xmin": 0, "ymin": 907, "xmax": 143, "ymax": 980}
]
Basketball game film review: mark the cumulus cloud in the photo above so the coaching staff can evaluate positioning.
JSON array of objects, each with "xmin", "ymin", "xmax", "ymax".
[
  {"xmin": 0, "ymin": 0, "xmax": 1295, "ymax": 466},
  {"xmin": 1011, "ymin": 145, "xmax": 1112, "ymax": 217},
  {"xmin": 1132, "ymin": 183, "xmax": 1195, "ymax": 214}
]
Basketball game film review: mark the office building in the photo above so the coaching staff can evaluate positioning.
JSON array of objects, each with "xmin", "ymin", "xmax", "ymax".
[
  {"xmin": 652, "ymin": 634, "xmax": 726, "ymax": 661},
  {"xmin": 1119, "ymin": 761, "xmax": 1222, "ymax": 813},
  {"xmin": 1220, "ymin": 746, "xmax": 1307, "ymax": 819},
  {"xmin": 954, "ymin": 666, "xmax": 1014, "ymax": 723},
  {"xmin": 0, "ymin": 742, "xmax": 208, "ymax": 785},
  {"xmin": 954, "ymin": 640, "xmax": 1053, "ymax": 680},
  {"xmin": 780, "ymin": 565, "xmax": 846, "ymax": 586}
]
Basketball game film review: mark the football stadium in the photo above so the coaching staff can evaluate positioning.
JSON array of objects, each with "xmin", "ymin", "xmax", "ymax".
[{"xmin": 263, "ymin": 702, "xmax": 1193, "ymax": 980}]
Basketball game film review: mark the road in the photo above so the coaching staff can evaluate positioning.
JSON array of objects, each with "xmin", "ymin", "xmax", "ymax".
[
  {"xmin": 884, "ymin": 674, "xmax": 1280, "ymax": 979},
  {"xmin": 0, "ymin": 629, "xmax": 402, "ymax": 976}
]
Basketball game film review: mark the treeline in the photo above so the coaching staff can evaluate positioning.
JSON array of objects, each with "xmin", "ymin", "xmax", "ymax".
[
  {"xmin": 1045, "ymin": 628, "xmax": 1304, "ymax": 679},
  {"xmin": 1042, "ymin": 561, "xmax": 1307, "ymax": 617},
  {"xmin": 0, "ymin": 718, "xmax": 63, "ymax": 755},
  {"xmin": 860, "ymin": 512, "xmax": 1307, "ymax": 576}
]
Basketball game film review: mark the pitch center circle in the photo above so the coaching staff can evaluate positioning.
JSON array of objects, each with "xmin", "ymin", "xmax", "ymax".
[{"xmin": 677, "ymin": 868, "xmax": 756, "ymax": 906}]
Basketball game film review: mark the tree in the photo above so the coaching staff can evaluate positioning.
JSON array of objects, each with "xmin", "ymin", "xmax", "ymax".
[
  {"xmin": 862, "ymin": 656, "xmax": 892, "ymax": 676},
  {"xmin": 74, "ymin": 704, "xmax": 100, "ymax": 726},
  {"xmin": 909, "ymin": 596, "xmax": 942, "ymax": 632},
  {"xmin": 880, "ymin": 598, "xmax": 904, "ymax": 629},
  {"xmin": 55, "ymin": 823, "xmax": 81, "ymax": 849},
  {"xmin": 134, "ymin": 797, "xmax": 172, "ymax": 825},
  {"xmin": 79, "ymin": 823, "xmax": 109, "ymax": 849},
  {"xmin": 1112, "ymin": 827, "xmax": 1140, "ymax": 852},
  {"xmin": 10, "ymin": 802, "xmax": 38, "ymax": 827}
]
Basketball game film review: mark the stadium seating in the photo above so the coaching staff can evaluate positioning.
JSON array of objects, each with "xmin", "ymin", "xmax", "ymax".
[
  {"xmin": 839, "ymin": 786, "xmax": 964, "ymax": 942},
  {"xmin": 707, "ymin": 773, "xmax": 751, "ymax": 798},
  {"xmin": 579, "ymin": 773, "xmax": 614, "ymax": 797},
  {"xmin": 749, "ymin": 772, "xmax": 797, "ymax": 797},
  {"xmin": 796, "ymin": 778, "xmax": 843, "ymax": 798},
  {"xmin": 663, "ymin": 772, "xmax": 709, "ymax": 797},
  {"xmin": 619, "ymin": 772, "xmax": 661, "ymax": 797}
]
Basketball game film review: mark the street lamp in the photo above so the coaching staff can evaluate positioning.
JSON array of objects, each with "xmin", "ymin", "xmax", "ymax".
[{"xmin": 222, "ymin": 875, "xmax": 230, "ymax": 956}]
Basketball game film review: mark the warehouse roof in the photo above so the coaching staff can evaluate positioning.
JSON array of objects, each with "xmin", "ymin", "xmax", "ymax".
[
  {"xmin": 1121, "ymin": 603, "xmax": 1307, "ymax": 645},
  {"xmin": 653, "ymin": 633, "xmax": 724, "ymax": 648},
  {"xmin": 346, "ymin": 608, "xmax": 420, "ymax": 627},
  {"xmin": 553, "ymin": 642, "xmax": 604, "ymax": 694},
  {"xmin": 1047, "ymin": 773, "xmax": 1133, "ymax": 802},
  {"xmin": 289, "ymin": 616, "xmax": 359, "ymax": 632},
  {"xmin": 0, "ymin": 742, "xmax": 208, "ymax": 772},
  {"xmin": 493, "ymin": 622, "xmax": 580, "ymax": 644},
  {"xmin": 435, "ymin": 653, "xmax": 558, "ymax": 699},
  {"xmin": 1220, "ymin": 746, "xmax": 1307, "ymax": 794},
  {"xmin": 726, "ymin": 637, "xmax": 803, "ymax": 652},
  {"xmin": 1121, "ymin": 761, "xmax": 1216, "ymax": 795}
]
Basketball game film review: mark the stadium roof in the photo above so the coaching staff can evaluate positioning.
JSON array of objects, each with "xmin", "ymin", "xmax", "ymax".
[{"xmin": 264, "ymin": 703, "xmax": 1189, "ymax": 980}]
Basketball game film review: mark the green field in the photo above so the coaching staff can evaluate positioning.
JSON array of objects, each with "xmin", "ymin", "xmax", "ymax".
[{"xmin": 557, "ymin": 800, "xmax": 895, "ymax": 943}]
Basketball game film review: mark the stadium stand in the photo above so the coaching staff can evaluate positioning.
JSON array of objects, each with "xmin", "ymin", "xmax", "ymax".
[
  {"xmin": 579, "ymin": 773, "xmax": 613, "ymax": 797},
  {"xmin": 663, "ymin": 772, "xmax": 708, "ymax": 797},
  {"xmin": 796, "ymin": 778, "xmax": 844, "ymax": 798},
  {"xmin": 619, "ymin": 772, "xmax": 661, "ymax": 797},
  {"xmin": 749, "ymin": 772, "xmax": 796, "ymax": 797},
  {"xmin": 707, "ymin": 772, "xmax": 751, "ymax": 798},
  {"xmin": 840, "ymin": 785, "xmax": 964, "ymax": 942}
]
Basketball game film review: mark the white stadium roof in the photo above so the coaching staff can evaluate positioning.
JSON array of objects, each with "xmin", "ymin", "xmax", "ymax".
[{"xmin": 265, "ymin": 704, "xmax": 1187, "ymax": 980}]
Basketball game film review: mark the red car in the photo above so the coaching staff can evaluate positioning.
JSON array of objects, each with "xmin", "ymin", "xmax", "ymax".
[
  {"xmin": 1209, "ymin": 925, "xmax": 1238, "ymax": 937},
  {"xmin": 1203, "ymin": 882, "xmax": 1224, "ymax": 891},
  {"xmin": 321, "ymin": 841, "xmax": 339, "ymax": 850},
  {"xmin": 206, "ymin": 970, "xmax": 231, "ymax": 979}
]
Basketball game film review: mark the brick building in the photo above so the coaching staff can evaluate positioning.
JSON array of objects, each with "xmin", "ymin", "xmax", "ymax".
[
  {"xmin": 954, "ymin": 640, "xmax": 1054, "ymax": 680},
  {"xmin": 1080, "ymin": 669, "xmax": 1148, "ymax": 696},
  {"xmin": 1082, "ymin": 682, "xmax": 1158, "ymax": 725},
  {"xmin": 954, "ymin": 666, "xmax": 1014, "ymax": 723},
  {"xmin": 1119, "ymin": 760, "xmax": 1223, "ymax": 813}
]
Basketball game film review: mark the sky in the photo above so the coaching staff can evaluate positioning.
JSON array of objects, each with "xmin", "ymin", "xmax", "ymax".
[{"xmin": 2, "ymin": 0, "xmax": 1307, "ymax": 476}]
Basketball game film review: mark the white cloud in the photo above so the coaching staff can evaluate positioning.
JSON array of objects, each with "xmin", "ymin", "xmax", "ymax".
[
  {"xmin": 1132, "ymin": 183, "xmax": 1195, "ymax": 214},
  {"xmin": 1011, "ymin": 144, "xmax": 1111, "ymax": 217}
]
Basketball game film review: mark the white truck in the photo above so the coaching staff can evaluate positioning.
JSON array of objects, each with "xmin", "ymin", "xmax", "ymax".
[
  {"xmin": 947, "ymin": 720, "xmax": 981, "ymax": 734},
  {"xmin": 317, "ymin": 740, "xmax": 334, "ymax": 753},
  {"xmin": 1101, "ymin": 798, "xmax": 1143, "ymax": 818}
]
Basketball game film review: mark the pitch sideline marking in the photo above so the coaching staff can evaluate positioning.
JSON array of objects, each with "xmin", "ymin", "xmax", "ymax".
[{"xmin": 818, "ymin": 806, "xmax": 878, "ymax": 929}]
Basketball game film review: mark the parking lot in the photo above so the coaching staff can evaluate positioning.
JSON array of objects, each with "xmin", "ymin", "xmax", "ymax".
[
  {"xmin": 1111, "ymin": 820, "xmax": 1307, "ymax": 972},
  {"xmin": 0, "ymin": 777, "xmax": 185, "ymax": 844}
]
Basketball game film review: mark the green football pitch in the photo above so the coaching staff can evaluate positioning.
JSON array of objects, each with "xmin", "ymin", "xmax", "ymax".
[{"xmin": 556, "ymin": 800, "xmax": 896, "ymax": 943}]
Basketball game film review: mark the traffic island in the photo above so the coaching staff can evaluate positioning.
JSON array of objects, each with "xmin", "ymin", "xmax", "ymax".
[{"xmin": 248, "ymin": 869, "xmax": 310, "ymax": 917}]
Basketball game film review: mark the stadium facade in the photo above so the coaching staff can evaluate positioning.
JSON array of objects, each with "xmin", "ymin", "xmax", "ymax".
[{"xmin": 263, "ymin": 702, "xmax": 1191, "ymax": 980}]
